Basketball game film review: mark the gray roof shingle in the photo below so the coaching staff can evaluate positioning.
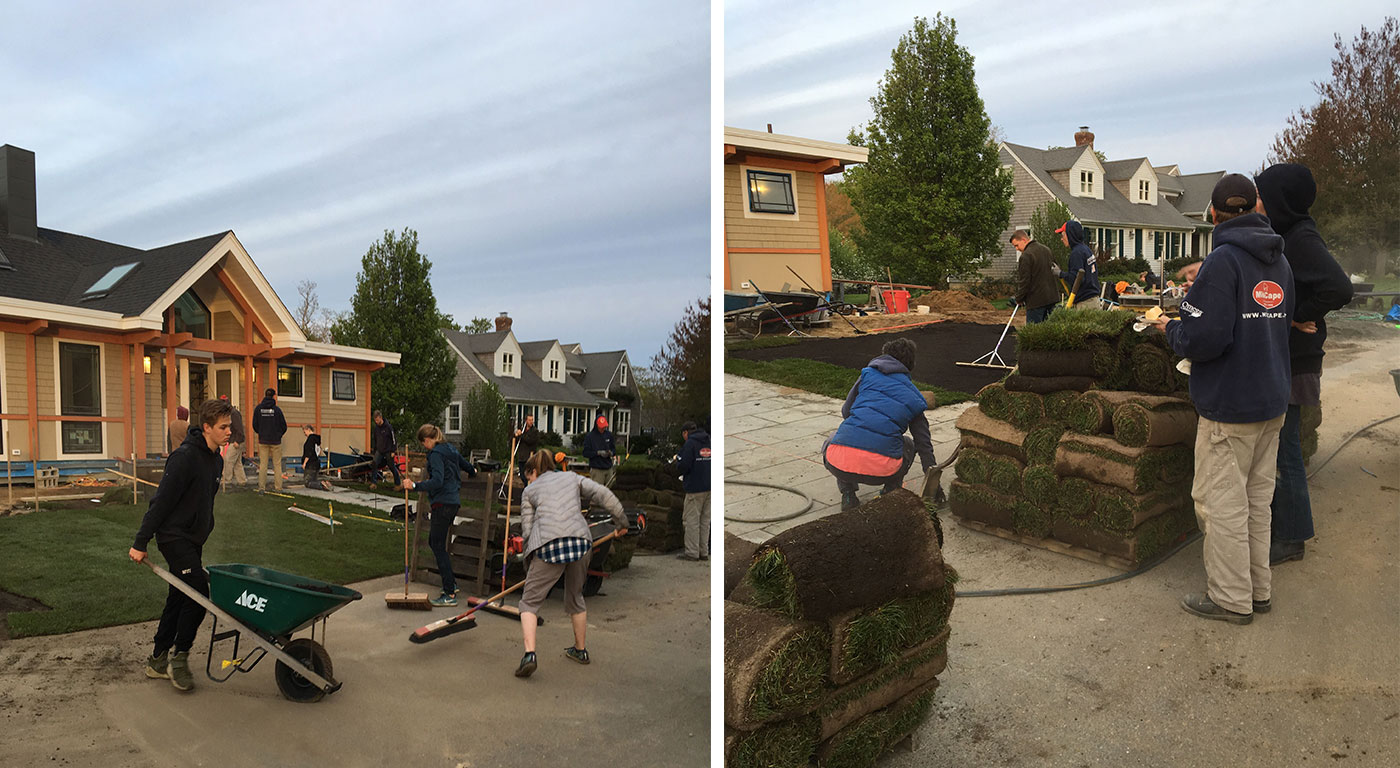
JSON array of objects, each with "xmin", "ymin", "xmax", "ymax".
[
  {"xmin": 441, "ymin": 329, "xmax": 599, "ymax": 407},
  {"xmin": 578, "ymin": 351, "xmax": 626, "ymax": 392},
  {"xmin": 1173, "ymin": 171, "xmax": 1226, "ymax": 216},
  {"xmin": 1003, "ymin": 143, "xmax": 1201, "ymax": 231}
]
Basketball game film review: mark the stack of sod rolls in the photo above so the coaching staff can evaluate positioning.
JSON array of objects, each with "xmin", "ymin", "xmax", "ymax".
[
  {"xmin": 949, "ymin": 309, "xmax": 1199, "ymax": 564},
  {"xmin": 724, "ymin": 491, "xmax": 957, "ymax": 768}
]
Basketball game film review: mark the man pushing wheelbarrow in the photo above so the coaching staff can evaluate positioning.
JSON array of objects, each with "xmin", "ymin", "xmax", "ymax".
[{"xmin": 128, "ymin": 398, "xmax": 234, "ymax": 692}]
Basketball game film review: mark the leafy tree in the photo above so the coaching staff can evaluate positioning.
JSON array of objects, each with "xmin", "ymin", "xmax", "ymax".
[
  {"xmin": 844, "ymin": 14, "xmax": 1014, "ymax": 286},
  {"xmin": 825, "ymin": 180, "xmax": 862, "ymax": 236},
  {"xmin": 1029, "ymin": 200, "xmax": 1074, "ymax": 271},
  {"xmin": 466, "ymin": 316, "xmax": 493, "ymax": 334},
  {"xmin": 1269, "ymin": 17, "xmax": 1399, "ymax": 277},
  {"xmin": 461, "ymin": 381, "xmax": 510, "ymax": 462},
  {"xmin": 647, "ymin": 296, "xmax": 710, "ymax": 436},
  {"xmin": 331, "ymin": 228, "xmax": 456, "ymax": 444},
  {"xmin": 829, "ymin": 226, "xmax": 879, "ymax": 281}
]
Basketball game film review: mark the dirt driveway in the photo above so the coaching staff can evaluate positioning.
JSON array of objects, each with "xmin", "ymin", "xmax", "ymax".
[{"xmin": 0, "ymin": 553, "xmax": 709, "ymax": 768}]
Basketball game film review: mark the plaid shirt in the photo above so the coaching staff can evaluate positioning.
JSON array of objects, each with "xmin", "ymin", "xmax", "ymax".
[{"xmin": 537, "ymin": 536, "xmax": 590, "ymax": 564}]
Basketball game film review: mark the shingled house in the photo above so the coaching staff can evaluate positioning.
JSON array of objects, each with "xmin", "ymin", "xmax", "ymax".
[
  {"xmin": 441, "ymin": 313, "xmax": 639, "ymax": 449},
  {"xmin": 991, "ymin": 127, "xmax": 1225, "ymax": 278},
  {"xmin": 0, "ymin": 144, "xmax": 399, "ymax": 476}
]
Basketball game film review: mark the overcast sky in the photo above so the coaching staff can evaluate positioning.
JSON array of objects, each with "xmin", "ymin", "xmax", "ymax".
[
  {"xmin": 3, "ymin": 1, "xmax": 709, "ymax": 364},
  {"xmin": 726, "ymin": 0, "xmax": 1391, "ymax": 174}
]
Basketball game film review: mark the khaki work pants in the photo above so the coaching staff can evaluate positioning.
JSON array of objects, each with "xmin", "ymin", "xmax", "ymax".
[
  {"xmin": 683, "ymin": 491, "xmax": 711, "ymax": 559},
  {"xmin": 258, "ymin": 443, "xmax": 284, "ymax": 491},
  {"xmin": 590, "ymin": 467, "xmax": 616, "ymax": 489},
  {"xmin": 222, "ymin": 442, "xmax": 247, "ymax": 486},
  {"xmin": 1070, "ymin": 296, "xmax": 1103, "ymax": 311},
  {"xmin": 1192, "ymin": 413, "xmax": 1285, "ymax": 614}
]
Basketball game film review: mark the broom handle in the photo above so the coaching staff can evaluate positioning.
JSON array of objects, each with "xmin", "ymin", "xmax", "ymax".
[
  {"xmin": 502, "ymin": 436, "xmax": 519, "ymax": 595},
  {"xmin": 403, "ymin": 486, "xmax": 410, "ymax": 598}
]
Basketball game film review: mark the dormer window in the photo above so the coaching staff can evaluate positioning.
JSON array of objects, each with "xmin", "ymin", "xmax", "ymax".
[
  {"xmin": 549, "ymin": 359, "xmax": 560, "ymax": 380},
  {"xmin": 172, "ymin": 289, "xmax": 211, "ymax": 339},
  {"xmin": 619, "ymin": 364, "xmax": 628, "ymax": 387},
  {"xmin": 1079, "ymin": 171, "xmax": 1094, "ymax": 195},
  {"xmin": 1138, "ymin": 179, "xmax": 1152, "ymax": 202},
  {"xmin": 502, "ymin": 352, "xmax": 515, "ymax": 375}
]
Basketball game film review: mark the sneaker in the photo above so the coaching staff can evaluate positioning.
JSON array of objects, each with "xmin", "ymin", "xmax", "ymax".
[
  {"xmin": 1180, "ymin": 593, "xmax": 1252, "ymax": 625},
  {"xmin": 1269, "ymin": 540, "xmax": 1305, "ymax": 566},
  {"xmin": 676, "ymin": 553, "xmax": 700, "ymax": 561},
  {"xmin": 514, "ymin": 652, "xmax": 537, "ymax": 678},
  {"xmin": 430, "ymin": 592, "xmax": 458, "ymax": 608},
  {"xmin": 840, "ymin": 491, "xmax": 859, "ymax": 511},
  {"xmin": 1253, "ymin": 598, "xmax": 1272, "ymax": 614},
  {"xmin": 169, "ymin": 651, "xmax": 194, "ymax": 691},
  {"xmin": 145, "ymin": 651, "xmax": 170, "ymax": 679},
  {"xmin": 564, "ymin": 646, "xmax": 590, "ymax": 665}
]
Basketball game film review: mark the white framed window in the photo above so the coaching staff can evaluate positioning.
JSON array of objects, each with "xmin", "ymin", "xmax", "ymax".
[
  {"xmin": 54, "ymin": 340, "xmax": 105, "ymax": 457},
  {"xmin": 1138, "ymin": 179, "xmax": 1151, "ymax": 202},
  {"xmin": 502, "ymin": 352, "xmax": 514, "ymax": 375},
  {"xmin": 276, "ymin": 364, "xmax": 305, "ymax": 400},
  {"xmin": 330, "ymin": 369, "xmax": 356, "ymax": 403},
  {"xmin": 445, "ymin": 402, "xmax": 462, "ymax": 434},
  {"xmin": 1079, "ymin": 171, "xmax": 1094, "ymax": 195},
  {"xmin": 549, "ymin": 359, "xmax": 560, "ymax": 381},
  {"xmin": 0, "ymin": 332, "xmax": 6, "ymax": 454},
  {"xmin": 618, "ymin": 363, "xmax": 628, "ymax": 387},
  {"xmin": 615, "ymin": 409, "xmax": 631, "ymax": 436},
  {"xmin": 740, "ymin": 164, "xmax": 801, "ymax": 221}
]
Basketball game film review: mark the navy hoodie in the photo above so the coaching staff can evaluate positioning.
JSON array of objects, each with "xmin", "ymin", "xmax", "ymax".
[
  {"xmin": 413, "ymin": 441, "xmax": 477, "ymax": 506},
  {"xmin": 133, "ymin": 424, "xmax": 223, "ymax": 551},
  {"xmin": 251, "ymin": 395, "xmax": 287, "ymax": 446},
  {"xmin": 1164, "ymin": 212, "xmax": 1294, "ymax": 423},
  {"xmin": 1255, "ymin": 163, "xmax": 1353, "ymax": 376},
  {"xmin": 830, "ymin": 355, "xmax": 936, "ymax": 468},
  {"xmin": 1059, "ymin": 221, "xmax": 1101, "ymax": 303},
  {"xmin": 677, "ymin": 429, "xmax": 711, "ymax": 493}
]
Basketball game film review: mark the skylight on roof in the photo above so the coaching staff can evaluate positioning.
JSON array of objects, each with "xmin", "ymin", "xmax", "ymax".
[{"xmin": 84, "ymin": 262, "xmax": 140, "ymax": 296}]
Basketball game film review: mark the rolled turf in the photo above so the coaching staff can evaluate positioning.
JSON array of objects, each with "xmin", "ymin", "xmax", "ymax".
[
  {"xmin": 735, "ymin": 490, "xmax": 947, "ymax": 621},
  {"xmin": 1131, "ymin": 344, "xmax": 1176, "ymax": 394},
  {"xmin": 1023, "ymin": 426, "xmax": 1066, "ymax": 466},
  {"xmin": 816, "ymin": 684, "xmax": 939, "ymax": 768},
  {"xmin": 1003, "ymin": 373, "xmax": 1099, "ymax": 394},
  {"xmin": 818, "ymin": 627, "xmax": 949, "ymax": 740},
  {"xmin": 1006, "ymin": 390, "xmax": 1046, "ymax": 431},
  {"xmin": 725, "ymin": 717, "xmax": 820, "ymax": 768},
  {"xmin": 956, "ymin": 407, "xmax": 1029, "ymax": 463},
  {"xmin": 948, "ymin": 481, "xmax": 1049, "ymax": 538},
  {"xmin": 977, "ymin": 382, "xmax": 1012, "ymax": 421},
  {"xmin": 954, "ymin": 446, "xmax": 991, "ymax": 486},
  {"xmin": 1044, "ymin": 391, "xmax": 1081, "ymax": 425},
  {"xmin": 1057, "ymin": 476, "xmax": 1095, "ymax": 522},
  {"xmin": 1065, "ymin": 392, "xmax": 1113, "ymax": 434},
  {"xmin": 1013, "ymin": 309, "xmax": 1139, "ymax": 351},
  {"xmin": 1022, "ymin": 465, "xmax": 1060, "ymax": 509},
  {"xmin": 724, "ymin": 601, "xmax": 831, "ymax": 729},
  {"xmin": 986, "ymin": 453, "xmax": 1025, "ymax": 496},
  {"xmin": 1111, "ymin": 403, "xmax": 1198, "ymax": 448},
  {"xmin": 1051, "ymin": 505, "xmax": 1198, "ymax": 564},
  {"xmin": 1093, "ymin": 484, "xmax": 1193, "ymax": 532},
  {"xmin": 725, "ymin": 531, "xmax": 760, "ymax": 599},
  {"xmin": 827, "ymin": 571, "xmax": 958, "ymax": 684},
  {"xmin": 1055, "ymin": 434, "xmax": 1193, "ymax": 494}
]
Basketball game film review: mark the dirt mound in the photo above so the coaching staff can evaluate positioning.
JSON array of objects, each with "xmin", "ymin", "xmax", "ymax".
[{"xmin": 909, "ymin": 289, "xmax": 995, "ymax": 312}]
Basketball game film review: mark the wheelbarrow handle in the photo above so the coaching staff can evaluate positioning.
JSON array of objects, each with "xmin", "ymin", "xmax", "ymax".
[{"xmin": 139, "ymin": 560, "xmax": 340, "ymax": 694}]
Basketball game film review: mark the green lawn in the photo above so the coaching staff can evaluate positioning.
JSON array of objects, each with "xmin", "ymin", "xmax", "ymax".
[
  {"xmin": 724, "ymin": 357, "xmax": 972, "ymax": 406},
  {"xmin": 725, "ymin": 336, "xmax": 802, "ymax": 352},
  {"xmin": 0, "ymin": 491, "xmax": 405, "ymax": 638}
]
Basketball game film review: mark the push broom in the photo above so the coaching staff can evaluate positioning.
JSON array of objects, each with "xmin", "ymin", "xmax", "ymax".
[
  {"xmin": 409, "ymin": 529, "xmax": 624, "ymax": 644},
  {"xmin": 385, "ymin": 485, "xmax": 431, "ymax": 610}
]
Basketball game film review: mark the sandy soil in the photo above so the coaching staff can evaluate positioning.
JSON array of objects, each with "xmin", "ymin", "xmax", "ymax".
[{"xmin": 0, "ymin": 551, "xmax": 709, "ymax": 768}]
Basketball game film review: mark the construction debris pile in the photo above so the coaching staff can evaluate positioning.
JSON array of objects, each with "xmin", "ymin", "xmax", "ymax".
[
  {"xmin": 723, "ymin": 491, "xmax": 956, "ymax": 768},
  {"xmin": 949, "ymin": 310, "xmax": 1200, "ymax": 566}
]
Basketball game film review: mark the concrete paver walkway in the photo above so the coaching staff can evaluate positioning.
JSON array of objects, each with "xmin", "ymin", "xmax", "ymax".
[{"xmin": 724, "ymin": 373, "xmax": 972, "ymax": 542}]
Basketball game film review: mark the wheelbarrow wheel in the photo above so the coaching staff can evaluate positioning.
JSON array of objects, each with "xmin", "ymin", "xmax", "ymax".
[{"xmin": 275, "ymin": 638, "xmax": 333, "ymax": 703}]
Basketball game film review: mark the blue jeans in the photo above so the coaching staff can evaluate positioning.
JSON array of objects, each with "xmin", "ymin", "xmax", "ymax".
[
  {"xmin": 1026, "ymin": 304, "xmax": 1055, "ymax": 324},
  {"xmin": 1270, "ymin": 404, "xmax": 1313, "ymax": 542},
  {"xmin": 429, "ymin": 503, "xmax": 458, "ymax": 595},
  {"xmin": 823, "ymin": 436, "xmax": 916, "ymax": 496}
]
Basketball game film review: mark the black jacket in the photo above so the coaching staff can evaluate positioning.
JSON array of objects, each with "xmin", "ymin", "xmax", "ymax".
[
  {"xmin": 374, "ymin": 420, "xmax": 396, "ymax": 455},
  {"xmin": 582, "ymin": 428, "xmax": 616, "ymax": 470},
  {"xmin": 228, "ymin": 407, "xmax": 246, "ymax": 444},
  {"xmin": 677, "ymin": 429, "xmax": 711, "ymax": 493},
  {"xmin": 251, "ymin": 396, "xmax": 286, "ymax": 446},
  {"xmin": 133, "ymin": 425, "xmax": 223, "ymax": 551},
  {"xmin": 516, "ymin": 425, "xmax": 542, "ymax": 457},
  {"xmin": 1059, "ymin": 221, "xmax": 1101, "ymax": 302},
  {"xmin": 1015, "ymin": 240, "xmax": 1060, "ymax": 308},
  {"xmin": 1255, "ymin": 164, "xmax": 1354, "ymax": 375},
  {"xmin": 302, "ymin": 433, "xmax": 321, "ymax": 465}
]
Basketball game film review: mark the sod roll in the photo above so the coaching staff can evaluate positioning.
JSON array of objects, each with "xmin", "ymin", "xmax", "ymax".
[
  {"xmin": 1016, "ymin": 348, "xmax": 1097, "ymax": 378},
  {"xmin": 986, "ymin": 453, "xmax": 1026, "ymax": 496},
  {"xmin": 948, "ymin": 481, "xmax": 1048, "ymax": 538},
  {"xmin": 954, "ymin": 446, "xmax": 992, "ymax": 486},
  {"xmin": 1065, "ymin": 392, "xmax": 1113, "ymax": 434},
  {"xmin": 724, "ymin": 601, "xmax": 831, "ymax": 730},
  {"xmin": 1006, "ymin": 390, "xmax": 1047, "ymax": 431},
  {"xmin": 816, "ymin": 684, "xmax": 939, "ymax": 768},
  {"xmin": 1022, "ymin": 465, "xmax": 1060, "ymax": 510},
  {"xmin": 1111, "ymin": 403, "xmax": 1198, "ymax": 448},
  {"xmin": 1055, "ymin": 434, "xmax": 1193, "ymax": 494},
  {"xmin": 1057, "ymin": 476, "xmax": 1095, "ymax": 522},
  {"xmin": 1023, "ymin": 426, "xmax": 1066, "ymax": 466},
  {"xmin": 977, "ymin": 382, "xmax": 1012, "ymax": 421},
  {"xmin": 1013, "ymin": 308, "xmax": 1139, "ymax": 351},
  {"xmin": 1131, "ymin": 344, "xmax": 1176, "ymax": 394},
  {"xmin": 1044, "ymin": 390, "xmax": 1081, "ymax": 425},
  {"xmin": 737, "ymin": 490, "xmax": 947, "ymax": 621},
  {"xmin": 956, "ymin": 407, "xmax": 1029, "ymax": 463},
  {"xmin": 725, "ymin": 531, "xmax": 760, "ymax": 599},
  {"xmin": 1051, "ymin": 505, "xmax": 1197, "ymax": 564},
  {"xmin": 1003, "ymin": 373, "xmax": 1099, "ymax": 394},
  {"xmin": 818, "ymin": 627, "xmax": 950, "ymax": 740},
  {"xmin": 725, "ymin": 717, "xmax": 820, "ymax": 768},
  {"xmin": 1092, "ymin": 483, "xmax": 1193, "ymax": 532},
  {"xmin": 827, "ymin": 573, "xmax": 957, "ymax": 684}
]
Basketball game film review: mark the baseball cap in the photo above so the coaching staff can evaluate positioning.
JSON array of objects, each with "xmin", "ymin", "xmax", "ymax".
[
  {"xmin": 1054, "ymin": 222, "xmax": 1068, "ymax": 234},
  {"xmin": 1211, "ymin": 173, "xmax": 1257, "ymax": 214}
]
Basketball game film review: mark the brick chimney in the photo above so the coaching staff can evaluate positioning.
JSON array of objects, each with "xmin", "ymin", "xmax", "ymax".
[
  {"xmin": 495, "ymin": 312, "xmax": 512, "ymax": 332},
  {"xmin": 0, "ymin": 145, "xmax": 38, "ymax": 241},
  {"xmin": 1074, "ymin": 126, "xmax": 1095, "ymax": 149}
]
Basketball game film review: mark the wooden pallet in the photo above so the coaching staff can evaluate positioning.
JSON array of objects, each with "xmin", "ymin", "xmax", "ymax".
[
  {"xmin": 954, "ymin": 516, "xmax": 1137, "ymax": 572},
  {"xmin": 410, "ymin": 471, "xmax": 518, "ymax": 598}
]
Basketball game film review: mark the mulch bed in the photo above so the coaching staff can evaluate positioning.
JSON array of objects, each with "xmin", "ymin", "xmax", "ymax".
[{"xmin": 727, "ymin": 322, "xmax": 1016, "ymax": 396}]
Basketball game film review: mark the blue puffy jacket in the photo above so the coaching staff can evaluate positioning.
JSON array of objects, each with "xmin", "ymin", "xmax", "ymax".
[{"xmin": 829, "ymin": 355, "xmax": 936, "ymax": 468}]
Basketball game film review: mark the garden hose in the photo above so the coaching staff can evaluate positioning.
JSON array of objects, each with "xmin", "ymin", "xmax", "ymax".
[
  {"xmin": 1305, "ymin": 413, "xmax": 1400, "ymax": 481},
  {"xmin": 723, "ymin": 480, "xmax": 814, "ymax": 523},
  {"xmin": 954, "ymin": 530, "xmax": 1202, "ymax": 598}
]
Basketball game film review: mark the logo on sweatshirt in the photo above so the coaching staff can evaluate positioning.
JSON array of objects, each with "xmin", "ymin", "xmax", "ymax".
[
  {"xmin": 1252, "ymin": 281, "xmax": 1284, "ymax": 309},
  {"xmin": 699, "ymin": 448, "xmax": 711, "ymax": 459}
]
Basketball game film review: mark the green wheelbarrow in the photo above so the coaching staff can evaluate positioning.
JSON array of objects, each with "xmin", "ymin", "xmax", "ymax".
[{"xmin": 144, "ymin": 561, "xmax": 362, "ymax": 703}]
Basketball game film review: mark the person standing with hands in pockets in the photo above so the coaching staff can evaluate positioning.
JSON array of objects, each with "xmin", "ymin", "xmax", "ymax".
[{"xmin": 582, "ymin": 416, "xmax": 617, "ymax": 488}]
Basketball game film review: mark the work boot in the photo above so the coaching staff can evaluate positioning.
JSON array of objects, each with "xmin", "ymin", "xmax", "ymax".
[
  {"xmin": 1252, "ymin": 598, "xmax": 1272, "ymax": 614},
  {"xmin": 1269, "ymin": 540, "xmax": 1305, "ymax": 566},
  {"xmin": 144, "ymin": 651, "xmax": 170, "ymax": 679},
  {"xmin": 1180, "ymin": 593, "xmax": 1251, "ymax": 625},
  {"xmin": 515, "ymin": 652, "xmax": 537, "ymax": 678},
  {"xmin": 840, "ymin": 491, "xmax": 859, "ymax": 511},
  {"xmin": 169, "ymin": 651, "xmax": 194, "ymax": 691},
  {"xmin": 564, "ymin": 646, "xmax": 590, "ymax": 665}
]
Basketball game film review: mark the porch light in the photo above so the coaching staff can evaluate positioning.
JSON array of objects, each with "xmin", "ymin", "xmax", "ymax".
[{"xmin": 143, "ymin": 356, "xmax": 151, "ymax": 374}]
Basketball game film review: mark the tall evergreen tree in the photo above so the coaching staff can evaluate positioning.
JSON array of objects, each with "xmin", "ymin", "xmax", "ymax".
[
  {"xmin": 331, "ymin": 228, "xmax": 456, "ymax": 444},
  {"xmin": 844, "ymin": 14, "xmax": 1013, "ymax": 286}
]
